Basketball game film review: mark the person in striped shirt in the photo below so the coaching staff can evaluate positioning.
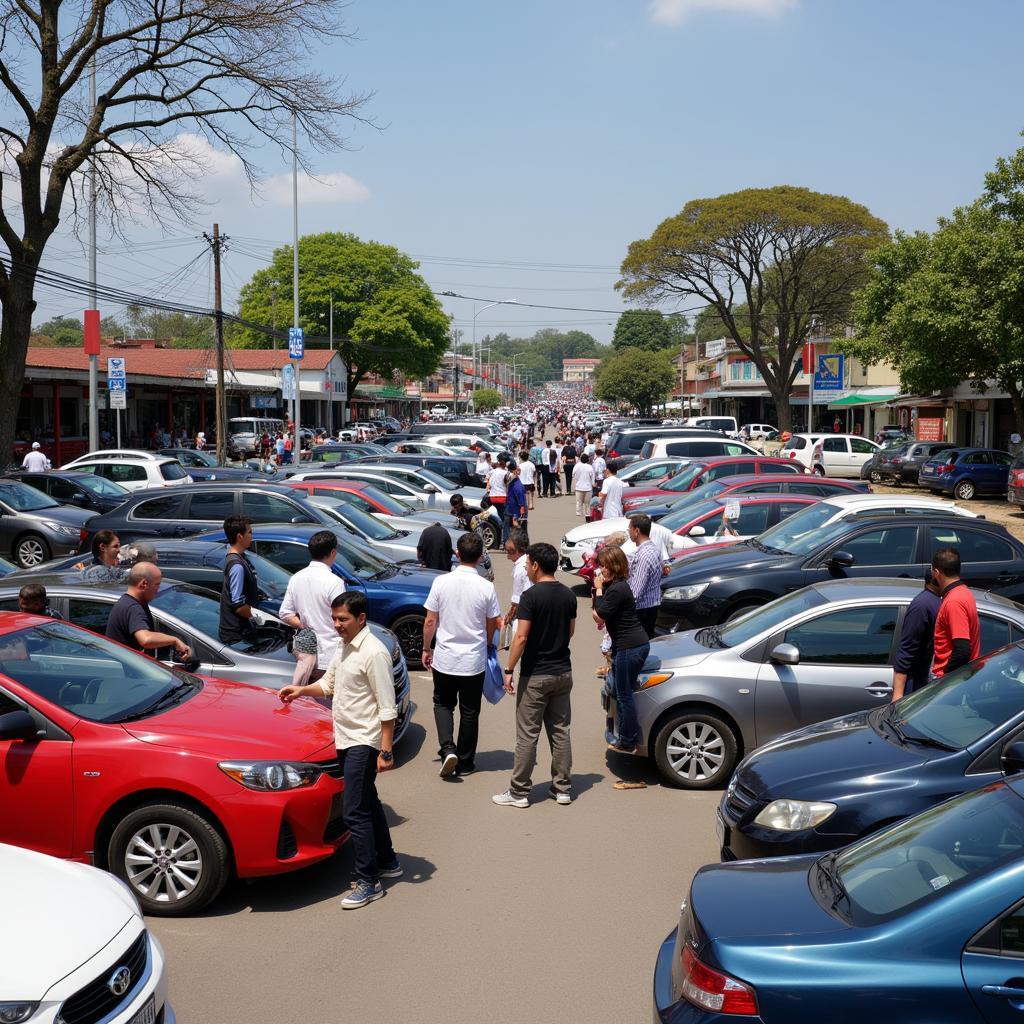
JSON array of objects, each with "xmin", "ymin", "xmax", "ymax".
[{"xmin": 627, "ymin": 514, "xmax": 665, "ymax": 639}]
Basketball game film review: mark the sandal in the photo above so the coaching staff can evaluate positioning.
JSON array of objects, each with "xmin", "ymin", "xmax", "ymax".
[
  {"xmin": 613, "ymin": 780, "xmax": 648, "ymax": 790},
  {"xmin": 596, "ymin": 667, "xmax": 609, "ymax": 678},
  {"xmin": 607, "ymin": 742, "xmax": 640, "ymax": 755}
]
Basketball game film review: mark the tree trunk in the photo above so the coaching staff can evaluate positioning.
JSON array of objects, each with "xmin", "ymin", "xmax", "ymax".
[
  {"xmin": 770, "ymin": 384, "xmax": 793, "ymax": 434},
  {"xmin": 0, "ymin": 275, "xmax": 38, "ymax": 461}
]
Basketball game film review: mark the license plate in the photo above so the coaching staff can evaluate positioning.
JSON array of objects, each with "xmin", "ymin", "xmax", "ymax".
[
  {"xmin": 715, "ymin": 810, "xmax": 726, "ymax": 849},
  {"xmin": 129, "ymin": 997, "xmax": 156, "ymax": 1024}
]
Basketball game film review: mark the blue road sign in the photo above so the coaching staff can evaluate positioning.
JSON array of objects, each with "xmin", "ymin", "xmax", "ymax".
[
  {"xmin": 108, "ymin": 377, "xmax": 126, "ymax": 391},
  {"xmin": 107, "ymin": 356, "xmax": 126, "ymax": 378},
  {"xmin": 281, "ymin": 362, "xmax": 296, "ymax": 399},
  {"xmin": 814, "ymin": 353, "xmax": 844, "ymax": 391},
  {"xmin": 288, "ymin": 327, "xmax": 304, "ymax": 360}
]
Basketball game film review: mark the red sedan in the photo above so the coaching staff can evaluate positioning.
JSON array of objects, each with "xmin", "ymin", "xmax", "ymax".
[
  {"xmin": 622, "ymin": 456, "xmax": 806, "ymax": 513},
  {"xmin": 0, "ymin": 613, "xmax": 346, "ymax": 916}
]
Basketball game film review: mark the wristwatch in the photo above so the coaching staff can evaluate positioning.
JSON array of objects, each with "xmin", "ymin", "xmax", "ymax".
[
  {"xmin": 504, "ymin": 668, "xmax": 514, "ymax": 675},
  {"xmin": 379, "ymin": 750, "xmax": 394, "ymax": 763}
]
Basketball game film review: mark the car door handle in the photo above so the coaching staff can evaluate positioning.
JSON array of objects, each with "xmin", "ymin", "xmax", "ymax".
[
  {"xmin": 982, "ymin": 985, "xmax": 1024, "ymax": 999},
  {"xmin": 866, "ymin": 683, "xmax": 893, "ymax": 697}
]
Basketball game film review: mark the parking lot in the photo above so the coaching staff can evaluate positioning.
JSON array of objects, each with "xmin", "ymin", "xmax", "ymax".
[{"xmin": 149, "ymin": 492, "xmax": 720, "ymax": 1024}]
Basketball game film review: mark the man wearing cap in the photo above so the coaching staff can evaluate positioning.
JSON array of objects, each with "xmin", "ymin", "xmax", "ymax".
[{"xmin": 21, "ymin": 442, "xmax": 50, "ymax": 472}]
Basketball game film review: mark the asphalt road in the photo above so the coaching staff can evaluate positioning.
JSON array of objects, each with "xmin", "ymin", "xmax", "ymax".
[{"xmin": 150, "ymin": 482, "xmax": 719, "ymax": 1023}]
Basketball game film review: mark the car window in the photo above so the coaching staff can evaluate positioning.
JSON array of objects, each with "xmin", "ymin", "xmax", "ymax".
[
  {"xmin": 187, "ymin": 491, "xmax": 236, "ymax": 520},
  {"xmin": 966, "ymin": 452, "xmax": 992, "ymax": 465},
  {"xmin": 783, "ymin": 605, "xmax": 899, "ymax": 665},
  {"xmin": 66, "ymin": 597, "xmax": 114, "ymax": 635},
  {"xmin": 980, "ymin": 615, "xmax": 1013, "ymax": 655},
  {"xmin": 760, "ymin": 463, "xmax": 795, "ymax": 474},
  {"xmin": 0, "ymin": 482, "xmax": 58, "ymax": 511},
  {"xmin": 851, "ymin": 438, "xmax": 877, "ymax": 454},
  {"xmin": 740, "ymin": 482, "xmax": 783, "ymax": 493},
  {"xmin": 995, "ymin": 452, "xmax": 1014, "ymax": 466},
  {"xmin": 823, "ymin": 438, "xmax": 847, "ymax": 453},
  {"xmin": 703, "ymin": 463, "xmax": 746, "ymax": 482},
  {"xmin": 132, "ymin": 495, "xmax": 185, "ymax": 520},
  {"xmin": 725, "ymin": 444, "xmax": 748, "ymax": 456},
  {"xmin": 49, "ymin": 479, "xmax": 81, "ymax": 502},
  {"xmin": 840, "ymin": 525, "xmax": 919, "ymax": 566},
  {"xmin": 778, "ymin": 501, "xmax": 813, "ymax": 519},
  {"xmin": 926, "ymin": 526, "xmax": 1015, "ymax": 564},
  {"xmin": 253, "ymin": 540, "xmax": 309, "ymax": 574},
  {"xmin": 108, "ymin": 464, "xmax": 147, "ymax": 483},
  {"xmin": 730, "ymin": 503, "xmax": 772, "ymax": 535},
  {"xmin": 242, "ymin": 492, "xmax": 313, "ymax": 524}
]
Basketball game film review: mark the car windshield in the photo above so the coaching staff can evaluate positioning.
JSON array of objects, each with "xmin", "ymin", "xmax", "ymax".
[
  {"xmin": 827, "ymin": 783, "xmax": 1024, "ymax": 926},
  {"xmin": 714, "ymin": 587, "xmax": 828, "ymax": 648},
  {"xmin": 333, "ymin": 503, "xmax": 399, "ymax": 540},
  {"xmin": 75, "ymin": 474, "xmax": 129, "ymax": 498},
  {"xmin": 332, "ymin": 531, "xmax": 393, "ymax": 579},
  {"xmin": 0, "ymin": 620, "xmax": 198, "ymax": 723},
  {"xmin": 887, "ymin": 644, "xmax": 1024, "ymax": 749},
  {"xmin": 187, "ymin": 450, "xmax": 218, "ymax": 466},
  {"xmin": 756, "ymin": 501, "xmax": 845, "ymax": 554},
  {"xmin": 151, "ymin": 584, "xmax": 288, "ymax": 654},
  {"xmin": 359, "ymin": 484, "xmax": 415, "ymax": 515},
  {"xmin": 416, "ymin": 468, "xmax": 453, "ymax": 490},
  {"xmin": 660, "ymin": 465, "xmax": 704, "ymax": 492},
  {"xmin": 661, "ymin": 493, "xmax": 732, "ymax": 531},
  {"xmin": 0, "ymin": 481, "xmax": 58, "ymax": 511}
]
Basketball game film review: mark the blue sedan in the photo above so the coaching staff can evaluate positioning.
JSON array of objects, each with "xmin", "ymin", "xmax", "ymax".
[
  {"xmin": 655, "ymin": 776, "xmax": 1024, "ymax": 1022},
  {"xmin": 918, "ymin": 446, "xmax": 1013, "ymax": 500},
  {"xmin": 196, "ymin": 524, "xmax": 441, "ymax": 667}
]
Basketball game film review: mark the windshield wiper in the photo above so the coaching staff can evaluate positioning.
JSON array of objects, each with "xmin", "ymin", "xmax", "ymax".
[
  {"xmin": 369, "ymin": 566, "xmax": 398, "ymax": 580},
  {"xmin": 880, "ymin": 704, "xmax": 909, "ymax": 743},
  {"xmin": 748, "ymin": 538, "xmax": 776, "ymax": 554},
  {"xmin": 815, "ymin": 853, "xmax": 851, "ymax": 917},
  {"xmin": 118, "ymin": 680, "xmax": 195, "ymax": 722},
  {"xmin": 897, "ymin": 726, "xmax": 957, "ymax": 751}
]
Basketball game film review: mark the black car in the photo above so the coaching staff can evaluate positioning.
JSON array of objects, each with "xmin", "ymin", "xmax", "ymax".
[
  {"xmin": 156, "ymin": 448, "xmax": 261, "ymax": 481},
  {"xmin": 8, "ymin": 469, "xmax": 130, "ymax": 515},
  {"xmin": 78, "ymin": 481, "xmax": 335, "ymax": 548},
  {"xmin": 718, "ymin": 636, "xmax": 1024, "ymax": 862},
  {"xmin": 861, "ymin": 441, "xmax": 956, "ymax": 484},
  {"xmin": 658, "ymin": 510, "xmax": 1024, "ymax": 631},
  {"xmin": 349, "ymin": 453, "xmax": 480, "ymax": 488}
]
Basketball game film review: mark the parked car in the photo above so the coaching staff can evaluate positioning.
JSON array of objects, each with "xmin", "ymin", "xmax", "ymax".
[
  {"xmin": 780, "ymin": 432, "xmax": 830, "ymax": 470},
  {"xmin": 285, "ymin": 478, "xmax": 459, "ymax": 529},
  {"xmin": 919, "ymin": 446, "xmax": 1013, "ymax": 500},
  {"xmin": 8, "ymin": 469, "xmax": 130, "ymax": 515},
  {"xmin": 638, "ymin": 437, "xmax": 759, "ymax": 461},
  {"xmin": 654, "ymin": 776, "xmax": 1024, "ymax": 1023},
  {"xmin": 719, "ymin": 629, "xmax": 1024, "ymax": 861},
  {"xmin": 623, "ymin": 457, "xmax": 806, "ymax": 512},
  {"xmin": 195, "ymin": 524, "xmax": 440, "ymax": 666},
  {"xmin": 739, "ymin": 423, "xmax": 777, "ymax": 441},
  {"xmin": 622, "ymin": 578, "xmax": 1024, "ymax": 789},
  {"xmin": 875, "ymin": 423, "xmax": 912, "ymax": 445},
  {"xmin": 680, "ymin": 415, "xmax": 739, "ymax": 437},
  {"xmin": 862, "ymin": 440, "xmax": 956, "ymax": 485},
  {"xmin": 810, "ymin": 434, "xmax": 881, "ymax": 477},
  {"xmin": 77, "ymin": 481, "xmax": 336, "ymax": 548},
  {"xmin": 348, "ymin": 453, "xmax": 481, "ymax": 489},
  {"xmin": 61, "ymin": 449, "xmax": 192, "ymax": 490},
  {"xmin": 657, "ymin": 504, "xmax": 1005, "ymax": 634},
  {"xmin": 616, "ymin": 458, "xmax": 686, "ymax": 487},
  {"xmin": 0, "ymin": 842, "xmax": 174, "ymax": 1022},
  {"xmin": 157, "ymin": 447, "xmax": 260, "ymax": 481},
  {"xmin": 0, "ymin": 612, "xmax": 348, "ymax": 914},
  {"xmin": 603, "ymin": 427, "xmax": 728, "ymax": 464},
  {"xmin": 1009, "ymin": 450, "xmax": 1024, "ymax": 509},
  {"xmin": 381, "ymin": 440, "xmax": 460, "ymax": 456},
  {"xmin": 0, "ymin": 479, "xmax": 97, "ymax": 568},
  {"xmin": 289, "ymin": 464, "xmax": 486, "ymax": 512}
]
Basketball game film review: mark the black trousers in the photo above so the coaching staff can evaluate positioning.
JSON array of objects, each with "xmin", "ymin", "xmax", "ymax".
[
  {"xmin": 637, "ymin": 605, "xmax": 659, "ymax": 639},
  {"xmin": 338, "ymin": 745, "xmax": 395, "ymax": 883},
  {"xmin": 563, "ymin": 462, "xmax": 575, "ymax": 492},
  {"xmin": 542, "ymin": 465, "xmax": 557, "ymax": 496},
  {"xmin": 433, "ymin": 669, "xmax": 485, "ymax": 769}
]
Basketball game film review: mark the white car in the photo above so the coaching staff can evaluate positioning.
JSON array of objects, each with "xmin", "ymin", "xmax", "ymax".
[
  {"xmin": 0, "ymin": 843, "xmax": 174, "ymax": 1023},
  {"xmin": 739, "ymin": 423, "xmax": 777, "ymax": 440},
  {"xmin": 429, "ymin": 404, "xmax": 449, "ymax": 420},
  {"xmin": 559, "ymin": 516, "xmax": 686, "ymax": 571},
  {"xmin": 779, "ymin": 432, "xmax": 830, "ymax": 470},
  {"xmin": 62, "ymin": 450, "xmax": 192, "ymax": 491},
  {"xmin": 681, "ymin": 415, "xmax": 739, "ymax": 438},
  {"xmin": 811, "ymin": 435, "xmax": 882, "ymax": 478}
]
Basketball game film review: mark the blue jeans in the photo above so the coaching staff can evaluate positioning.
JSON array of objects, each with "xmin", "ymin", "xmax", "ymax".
[
  {"xmin": 612, "ymin": 643, "xmax": 649, "ymax": 748},
  {"xmin": 338, "ymin": 745, "xmax": 396, "ymax": 883}
]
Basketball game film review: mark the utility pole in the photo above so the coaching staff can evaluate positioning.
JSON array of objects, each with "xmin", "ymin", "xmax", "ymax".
[
  {"xmin": 87, "ymin": 58, "xmax": 98, "ymax": 453},
  {"xmin": 204, "ymin": 224, "xmax": 228, "ymax": 464},
  {"xmin": 291, "ymin": 112, "xmax": 301, "ymax": 461},
  {"xmin": 327, "ymin": 294, "xmax": 334, "ymax": 435}
]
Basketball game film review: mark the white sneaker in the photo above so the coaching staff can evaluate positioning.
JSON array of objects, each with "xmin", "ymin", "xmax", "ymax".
[
  {"xmin": 549, "ymin": 788, "xmax": 572, "ymax": 805},
  {"xmin": 492, "ymin": 790, "xmax": 528, "ymax": 808},
  {"xmin": 439, "ymin": 752, "xmax": 458, "ymax": 778}
]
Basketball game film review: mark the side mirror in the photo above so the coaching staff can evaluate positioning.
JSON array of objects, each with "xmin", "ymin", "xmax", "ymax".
[
  {"xmin": 769, "ymin": 642, "xmax": 801, "ymax": 666},
  {"xmin": 0, "ymin": 709, "xmax": 39, "ymax": 741},
  {"xmin": 1002, "ymin": 739, "xmax": 1024, "ymax": 776},
  {"xmin": 424, "ymin": 483, "xmax": 441, "ymax": 494},
  {"xmin": 830, "ymin": 550, "xmax": 855, "ymax": 569},
  {"xmin": 688, "ymin": 525, "xmax": 706, "ymax": 538}
]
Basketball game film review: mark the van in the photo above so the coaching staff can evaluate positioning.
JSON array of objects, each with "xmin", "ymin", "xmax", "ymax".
[
  {"xmin": 681, "ymin": 416, "xmax": 739, "ymax": 437},
  {"xmin": 228, "ymin": 416, "xmax": 284, "ymax": 455},
  {"xmin": 410, "ymin": 420, "xmax": 500, "ymax": 439},
  {"xmin": 603, "ymin": 427, "xmax": 725, "ymax": 464},
  {"xmin": 430, "ymin": 404, "xmax": 449, "ymax": 420},
  {"xmin": 639, "ymin": 437, "xmax": 759, "ymax": 460}
]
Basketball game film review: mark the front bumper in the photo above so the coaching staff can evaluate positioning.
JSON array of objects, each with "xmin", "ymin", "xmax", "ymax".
[{"xmin": 559, "ymin": 538, "xmax": 590, "ymax": 571}]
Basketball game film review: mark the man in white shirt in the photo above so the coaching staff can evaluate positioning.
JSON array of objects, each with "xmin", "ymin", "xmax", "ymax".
[
  {"xmin": 591, "ymin": 448, "xmax": 607, "ymax": 495},
  {"xmin": 504, "ymin": 528, "xmax": 532, "ymax": 639},
  {"xmin": 572, "ymin": 453, "xmax": 595, "ymax": 519},
  {"xmin": 279, "ymin": 590, "xmax": 401, "ymax": 909},
  {"xmin": 278, "ymin": 530, "xmax": 346, "ymax": 674},
  {"xmin": 598, "ymin": 460, "xmax": 627, "ymax": 519},
  {"xmin": 486, "ymin": 454, "xmax": 509, "ymax": 515},
  {"xmin": 474, "ymin": 451, "xmax": 491, "ymax": 482},
  {"xmin": 422, "ymin": 532, "xmax": 501, "ymax": 778},
  {"xmin": 21, "ymin": 442, "xmax": 49, "ymax": 472},
  {"xmin": 518, "ymin": 451, "xmax": 537, "ymax": 510}
]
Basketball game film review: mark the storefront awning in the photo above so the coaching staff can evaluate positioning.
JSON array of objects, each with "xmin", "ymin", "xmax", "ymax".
[
  {"xmin": 828, "ymin": 388, "xmax": 900, "ymax": 408},
  {"xmin": 700, "ymin": 388, "xmax": 771, "ymax": 399}
]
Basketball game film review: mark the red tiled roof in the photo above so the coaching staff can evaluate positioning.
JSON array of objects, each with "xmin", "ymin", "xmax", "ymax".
[
  {"xmin": 26, "ymin": 346, "xmax": 335, "ymax": 380},
  {"xmin": 562, "ymin": 358, "xmax": 602, "ymax": 365}
]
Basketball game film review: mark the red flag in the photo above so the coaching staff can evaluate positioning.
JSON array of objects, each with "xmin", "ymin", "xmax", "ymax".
[
  {"xmin": 802, "ymin": 342, "xmax": 815, "ymax": 375},
  {"xmin": 84, "ymin": 309, "xmax": 100, "ymax": 355}
]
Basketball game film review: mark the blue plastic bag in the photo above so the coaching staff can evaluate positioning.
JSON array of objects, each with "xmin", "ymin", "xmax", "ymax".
[{"xmin": 483, "ymin": 630, "xmax": 505, "ymax": 705}]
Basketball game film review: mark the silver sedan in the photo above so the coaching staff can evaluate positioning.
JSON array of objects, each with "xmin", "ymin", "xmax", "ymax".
[{"xmin": 610, "ymin": 578, "xmax": 1024, "ymax": 790}]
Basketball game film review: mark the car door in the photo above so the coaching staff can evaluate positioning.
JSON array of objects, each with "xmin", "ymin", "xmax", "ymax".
[
  {"xmin": 803, "ymin": 523, "xmax": 924, "ymax": 585},
  {"xmin": 924, "ymin": 525, "xmax": 1024, "ymax": 593},
  {"xmin": 186, "ymin": 490, "xmax": 237, "ymax": 531},
  {"xmin": 962, "ymin": 451, "xmax": 994, "ymax": 492},
  {"xmin": 127, "ymin": 493, "xmax": 189, "ymax": 538},
  {"xmin": 992, "ymin": 452, "xmax": 1014, "ymax": 494},
  {"xmin": 754, "ymin": 604, "xmax": 901, "ymax": 744},
  {"xmin": 820, "ymin": 437, "xmax": 848, "ymax": 477},
  {"xmin": 850, "ymin": 438, "xmax": 878, "ymax": 477},
  {"xmin": 241, "ymin": 491, "xmax": 318, "ymax": 525},
  {"xmin": 962, "ymin": 900, "xmax": 1024, "ymax": 1024}
]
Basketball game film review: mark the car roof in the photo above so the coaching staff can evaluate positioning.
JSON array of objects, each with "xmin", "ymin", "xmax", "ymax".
[
  {"xmin": 687, "ymin": 456, "xmax": 795, "ymax": 467},
  {"xmin": 820, "ymin": 493, "xmax": 973, "ymax": 510},
  {"xmin": 709, "ymin": 495, "xmax": 816, "ymax": 507},
  {"xmin": 0, "ymin": 573, "xmax": 195, "ymax": 592},
  {"xmin": 808, "ymin": 577, "xmax": 1024, "ymax": 613},
  {"xmin": 717, "ymin": 474, "xmax": 862, "ymax": 489},
  {"xmin": 815, "ymin": 434, "xmax": 878, "ymax": 442},
  {"xmin": 117, "ymin": 480, "xmax": 305, "ymax": 498},
  {"xmin": 9, "ymin": 469, "xmax": 97, "ymax": 480},
  {"xmin": 836, "ymin": 511, "xmax": 1006, "ymax": 532}
]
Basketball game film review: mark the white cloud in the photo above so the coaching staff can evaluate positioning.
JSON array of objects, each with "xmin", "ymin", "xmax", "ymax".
[
  {"xmin": 649, "ymin": 0, "xmax": 797, "ymax": 25},
  {"xmin": 261, "ymin": 169, "xmax": 370, "ymax": 206}
]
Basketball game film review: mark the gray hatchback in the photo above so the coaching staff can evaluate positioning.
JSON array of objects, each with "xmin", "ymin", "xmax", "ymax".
[
  {"xmin": 0, "ymin": 479, "xmax": 96, "ymax": 568},
  {"xmin": 609, "ymin": 578, "xmax": 1024, "ymax": 789}
]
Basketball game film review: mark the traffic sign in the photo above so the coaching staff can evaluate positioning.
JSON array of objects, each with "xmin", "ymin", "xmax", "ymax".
[
  {"xmin": 814, "ymin": 353, "xmax": 844, "ymax": 392},
  {"xmin": 107, "ymin": 356, "xmax": 126, "ymax": 378},
  {"xmin": 281, "ymin": 363, "xmax": 296, "ymax": 400},
  {"xmin": 288, "ymin": 327, "xmax": 304, "ymax": 360},
  {"xmin": 109, "ymin": 388, "xmax": 126, "ymax": 410},
  {"xmin": 108, "ymin": 377, "xmax": 126, "ymax": 391}
]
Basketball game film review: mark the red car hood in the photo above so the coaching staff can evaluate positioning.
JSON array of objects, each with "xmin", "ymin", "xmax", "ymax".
[
  {"xmin": 124, "ymin": 676, "xmax": 335, "ymax": 761},
  {"xmin": 670, "ymin": 540, "xmax": 735, "ymax": 559}
]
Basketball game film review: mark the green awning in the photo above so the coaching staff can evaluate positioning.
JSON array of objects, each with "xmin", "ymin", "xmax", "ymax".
[{"xmin": 828, "ymin": 391, "xmax": 898, "ymax": 408}]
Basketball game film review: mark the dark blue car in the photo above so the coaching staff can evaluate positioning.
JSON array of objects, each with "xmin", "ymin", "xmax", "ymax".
[
  {"xmin": 719, "ymin": 639, "xmax": 1024, "ymax": 862},
  {"xmin": 656, "ymin": 776, "xmax": 1024, "ymax": 1022},
  {"xmin": 196, "ymin": 524, "xmax": 440, "ymax": 667},
  {"xmin": 918, "ymin": 446, "xmax": 1013, "ymax": 500}
]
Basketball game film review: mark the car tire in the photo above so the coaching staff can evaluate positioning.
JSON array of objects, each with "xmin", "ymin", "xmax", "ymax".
[
  {"xmin": 813, "ymin": 465, "xmax": 826, "ymax": 477},
  {"xmin": 108, "ymin": 801, "xmax": 229, "ymax": 916},
  {"xmin": 14, "ymin": 533, "xmax": 50, "ymax": 569},
  {"xmin": 390, "ymin": 612, "xmax": 426, "ymax": 668},
  {"xmin": 869, "ymin": 469, "xmax": 884, "ymax": 484},
  {"xmin": 476, "ymin": 520, "xmax": 501, "ymax": 550},
  {"xmin": 653, "ymin": 711, "xmax": 738, "ymax": 789},
  {"xmin": 954, "ymin": 479, "xmax": 976, "ymax": 501},
  {"xmin": 724, "ymin": 603, "xmax": 761, "ymax": 623}
]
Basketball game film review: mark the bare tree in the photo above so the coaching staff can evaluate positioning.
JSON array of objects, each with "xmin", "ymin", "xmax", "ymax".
[{"xmin": 0, "ymin": 0, "xmax": 371, "ymax": 454}]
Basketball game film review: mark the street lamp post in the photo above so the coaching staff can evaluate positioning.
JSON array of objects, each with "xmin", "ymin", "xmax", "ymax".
[
  {"xmin": 471, "ymin": 299, "xmax": 517, "ymax": 387},
  {"xmin": 509, "ymin": 352, "xmax": 526, "ymax": 404}
]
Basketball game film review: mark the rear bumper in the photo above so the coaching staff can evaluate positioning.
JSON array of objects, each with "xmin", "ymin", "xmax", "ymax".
[{"xmin": 1009, "ymin": 485, "xmax": 1024, "ymax": 508}]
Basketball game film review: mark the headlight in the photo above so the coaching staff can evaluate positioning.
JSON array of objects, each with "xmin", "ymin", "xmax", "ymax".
[
  {"xmin": 45, "ymin": 522, "xmax": 81, "ymax": 537},
  {"xmin": 219, "ymin": 761, "xmax": 322, "ymax": 791},
  {"xmin": 663, "ymin": 583, "xmax": 709, "ymax": 601},
  {"xmin": 753, "ymin": 799, "xmax": 837, "ymax": 832},
  {"xmin": 0, "ymin": 1004, "xmax": 39, "ymax": 1024}
]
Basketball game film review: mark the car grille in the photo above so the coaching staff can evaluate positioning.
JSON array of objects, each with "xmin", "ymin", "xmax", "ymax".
[
  {"xmin": 59, "ymin": 930, "xmax": 148, "ymax": 1024},
  {"xmin": 323, "ymin": 791, "xmax": 348, "ymax": 843},
  {"xmin": 277, "ymin": 819, "xmax": 298, "ymax": 859},
  {"xmin": 724, "ymin": 779, "xmax": 760, "ymax": 822}
]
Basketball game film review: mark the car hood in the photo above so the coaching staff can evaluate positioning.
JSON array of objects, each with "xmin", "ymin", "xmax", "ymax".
[
  {"xmin": 24, "ymin": 503, "xmax": 95, "ymax": 527},
  {"xmin": 644, "ymin": 630, "xmax": 713, "ymax": 670},
  {"xmin": 739, "ymin": 711, "xmax": 926, "ymax": 797},
  {"xmin": 370, "ymin": 565, "xmax": 442, "ymax": 594},
  {"xmin": 565, "ymin": 517, "xmax": 631, "ymax": 544},
  {"xmin": 447, "ymin": 485, "xmax": 485, "ymax": 502},
  {"xmin": 663, "ymin": 542, "xmax": 791, "ymax": 583},
  {"xmin": 402, "ymin": 511, "xmax": 459, "ymax": 527},
  {"xmin": 123, "ymin": 676, "xmax": 334, "ymax": 759},
  {"xmin": 0, "ymin": 845, "xmax": 138, "ymax": 999}
]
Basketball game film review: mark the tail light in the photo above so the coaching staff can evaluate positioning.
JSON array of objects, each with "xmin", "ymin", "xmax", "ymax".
[
  {"xmin": 608, "ymin": 449, "xmax": 618, "ymax": 458},
  {"xmin": 1013, "ymin": 470, "xmax": 1024, "ymax": 487},
  {"xmin": 890, "ymin": 457, "xmax": 903, "ymax": 464},
  {"xmin": 788, "ymin": 450, "xmax": 797, "ymax": 459},
  {"xmin": 680, "ymin": 946, "xmax": 758, "ymax": 1015},
  {"xmin": 79, "ymin": 527, "xmax": 89, "ymax": 546},
  {"xmin": 938, "ymin": 464, "xmax": 955, "ymax": 474}
]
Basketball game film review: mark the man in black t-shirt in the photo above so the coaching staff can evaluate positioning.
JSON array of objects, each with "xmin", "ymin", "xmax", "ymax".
[
  {"xmin": 417, "ymin": 521, "xmax": 454, "ymax": 573},
  {"xmin": 493, "ymin": 542, "xmax": 577, "ymax": 808},
  {"xmin": 106, "ymin": 563, "xmax": 192, "ymax": 659}
]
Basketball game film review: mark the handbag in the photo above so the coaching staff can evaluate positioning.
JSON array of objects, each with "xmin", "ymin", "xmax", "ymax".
[{"xmin": 483, "ymin": 629, "xmax": 505, "ymax": 705}]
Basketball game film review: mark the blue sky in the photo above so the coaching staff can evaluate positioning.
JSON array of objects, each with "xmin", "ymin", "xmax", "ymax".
[{"xmin": 33, "ymin": 0, "xmax": 1024, "ymax": 343}]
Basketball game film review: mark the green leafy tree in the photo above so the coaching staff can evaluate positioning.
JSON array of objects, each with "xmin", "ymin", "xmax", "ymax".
[
  {"xmin": 594, "ymin": 347, "xmax": 675, "ymax": 414},
  {"xmin": 613, "ymin": 309, "xmax": 682, "ymax": 352},
  {"xmin": 618, "ymin": 187, "xmax": 889, "ymax": 431},
  {"xmin": 235, "ymin": 233, "xmax": 450, "ymax": 397},
  {"xmin": 472, "ymin": 388, "xmax": 502, "ymax": 414},
  {"xmin": 34, "ymin": 316, "xmax": 84, "ymax": 347}
]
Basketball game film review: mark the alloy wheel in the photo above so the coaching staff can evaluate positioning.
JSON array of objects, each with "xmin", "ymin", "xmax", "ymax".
[
  {"xmin": 16, "ymin": 537, "xmax": 46, "ymax": 567},
  {"xmin": 124, "ymin": 822, "xmax": 204, "ymax": 905},
  {"xmin": 665, "ymin": 721, "xmax": 725, "ymax": 782}
]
